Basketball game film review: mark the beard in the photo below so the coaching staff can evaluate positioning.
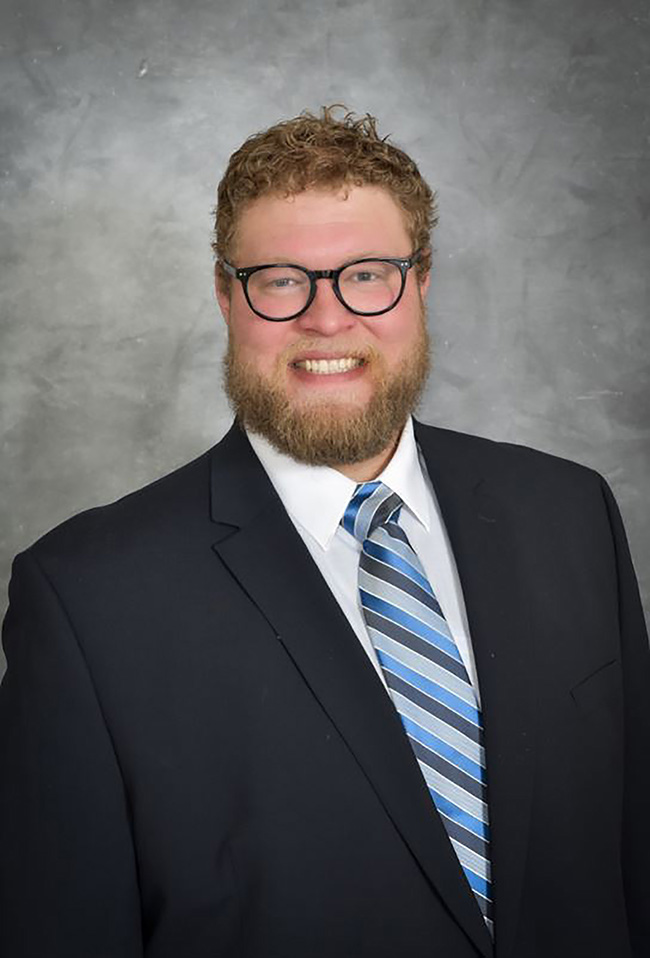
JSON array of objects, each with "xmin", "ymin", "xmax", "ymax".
[{"xmin": 222, "ymin": 308, "xmax": 431, "ymax": 468}]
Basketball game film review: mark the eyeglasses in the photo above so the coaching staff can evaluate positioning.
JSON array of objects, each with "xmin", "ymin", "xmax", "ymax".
[{"xmin": 221, "ymin": 249, "xmax": 423, "ymax": 322}]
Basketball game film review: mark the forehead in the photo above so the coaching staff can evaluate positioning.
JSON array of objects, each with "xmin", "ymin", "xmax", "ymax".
[{"xmin": 232, "ymin": 186, "xmax": 411, "ymax": 265}]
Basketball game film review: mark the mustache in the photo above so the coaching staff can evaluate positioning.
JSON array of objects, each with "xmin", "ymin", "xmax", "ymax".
[{"xmin": 279, "ymin": 341, "xmax": 382, "ymax": 365}]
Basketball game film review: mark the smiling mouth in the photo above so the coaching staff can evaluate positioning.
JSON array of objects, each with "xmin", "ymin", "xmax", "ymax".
[{"xmin": 291, "ymin": 357, "xmax": 365, "ymax": 375}]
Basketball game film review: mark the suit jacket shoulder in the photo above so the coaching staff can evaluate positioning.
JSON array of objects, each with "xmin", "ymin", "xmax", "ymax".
[
  {"xmin": 413, "ymin": 419, "xmax": 609, "ymax": 522},
  {"xmin": 415, "ymin": 419, "xmax": 601, "ymax": 482},
  {"xmin": 27, "ymin": 445, "xmax": 216, "ymax": 574}
]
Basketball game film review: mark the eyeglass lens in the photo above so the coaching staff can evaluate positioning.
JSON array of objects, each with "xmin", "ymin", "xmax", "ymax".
[{"xmin": 246, "ymin": 260, "xmax": 405, "ymax": 319}]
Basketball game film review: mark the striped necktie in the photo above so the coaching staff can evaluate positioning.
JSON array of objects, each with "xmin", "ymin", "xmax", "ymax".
[{"xmin": 342, "ymin": 480, "xmax": 493, "ymax": 934}]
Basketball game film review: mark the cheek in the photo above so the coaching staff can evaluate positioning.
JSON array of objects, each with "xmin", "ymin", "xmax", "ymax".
[
  {"xmin": 367, "ymin": 310, "xmax": 422, "ymax": 358},
  {"xmin": 230, "ymin": 309, "xmax": 291, "ymax": 370}
]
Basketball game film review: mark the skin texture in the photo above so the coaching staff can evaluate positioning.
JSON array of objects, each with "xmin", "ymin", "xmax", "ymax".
[{"xmin": 216, "ymin": 186, "xmax": 431, "ymax": 481}]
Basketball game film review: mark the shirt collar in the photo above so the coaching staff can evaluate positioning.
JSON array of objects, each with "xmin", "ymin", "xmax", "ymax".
[{"xmin": 246, "ymin": 417, "xmax": 431, "ymax": 551}]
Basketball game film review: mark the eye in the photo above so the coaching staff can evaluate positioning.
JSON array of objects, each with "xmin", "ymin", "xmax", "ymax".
[
  {"xmin": 250, "ymin": 267, "xmax": 309, "ymax": 293},
  {"xmin": 341, "ymin": 261, "xmax": 395, "ymax": 286},
  {"xmin": 349, "ymin": 269, "xmax": 380, "ymax": 283}
]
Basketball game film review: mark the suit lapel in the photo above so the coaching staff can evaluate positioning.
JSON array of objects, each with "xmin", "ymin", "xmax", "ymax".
[
  {"xmin": 415, "ymin": 421, "xmax": 535, "ymax": 958},
  {"xmin": 209, "ymin": 423, "xmax": 494, "ymax": 957}
]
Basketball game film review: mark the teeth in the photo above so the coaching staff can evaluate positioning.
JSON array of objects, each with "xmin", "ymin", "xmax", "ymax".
[{"xmin": 296, "ymin": 358, "xmax": 363, "ymax": 374}]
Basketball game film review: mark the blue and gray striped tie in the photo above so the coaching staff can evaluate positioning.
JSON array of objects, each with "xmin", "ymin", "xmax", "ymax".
[{"xmin": 342, "ymin": 480, "xmax": 493, "ymax": 934}]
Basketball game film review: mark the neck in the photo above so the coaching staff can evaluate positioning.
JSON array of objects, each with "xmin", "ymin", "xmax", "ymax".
[{"xmin": 334, "ymin": 430, "xmax": 401, "ymax": 483}]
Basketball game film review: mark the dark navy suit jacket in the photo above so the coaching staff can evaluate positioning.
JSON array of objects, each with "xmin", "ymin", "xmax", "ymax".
[{"xmin": 1, "ymin": 420, "xmax": 648, "ymax": 957}]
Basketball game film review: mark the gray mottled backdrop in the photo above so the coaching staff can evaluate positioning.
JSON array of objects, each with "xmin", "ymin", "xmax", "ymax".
[{"xmin": 1, "ymin": 0, "xmax": 649, "ymax": 672}]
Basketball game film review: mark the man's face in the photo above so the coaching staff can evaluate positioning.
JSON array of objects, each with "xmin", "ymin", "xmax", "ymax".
[{"xmin": 217, "ymin": 185, "xmax": 431, "ymax": 467}]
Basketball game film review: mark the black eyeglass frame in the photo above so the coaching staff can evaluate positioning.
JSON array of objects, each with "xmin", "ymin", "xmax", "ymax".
[{"xmin": 221, "ymin": 249, "xmax": 424, "ymax": 322}]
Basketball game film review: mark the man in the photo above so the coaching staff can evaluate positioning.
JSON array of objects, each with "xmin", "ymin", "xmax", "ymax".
[{"xmin": 0, "ymin": 107, "xmax": 648, "ymax": 958}]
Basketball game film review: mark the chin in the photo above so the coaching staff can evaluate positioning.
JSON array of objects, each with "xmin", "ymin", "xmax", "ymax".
[
  {"xmin": 289, "ymin": 378, "xmax": 376, "ymax": 404},
  {"xmin": 290, "ymin": 392, "xmax": 372, "ymax": 415}
]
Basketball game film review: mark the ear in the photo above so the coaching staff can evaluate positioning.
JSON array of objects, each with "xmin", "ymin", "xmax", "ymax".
[
  {"xmin": 418, "ymin": 268, "xmax": 431, "ymax": 299},
  {"xmin": 215, "ymin": 265, "xmax": 231, "ymax": 324}
]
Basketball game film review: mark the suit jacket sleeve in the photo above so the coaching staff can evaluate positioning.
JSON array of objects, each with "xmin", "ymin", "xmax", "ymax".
[
  {"xmin": 600, "ymin": 478, "xmax": 650, "ymax": 955},
  {"xmin": 0, "ymin": 548, "xmax": 142, "ymax": 957}
]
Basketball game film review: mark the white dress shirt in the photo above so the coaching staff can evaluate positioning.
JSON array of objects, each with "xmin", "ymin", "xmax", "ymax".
[{"xmin": 247, "ymin": 418, "xmax": 480, "ymax": 699}]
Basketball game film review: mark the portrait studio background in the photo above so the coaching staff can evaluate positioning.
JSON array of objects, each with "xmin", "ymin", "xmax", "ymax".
[{"xmin": 1, "ymin": 0, "xmax": 648, "ymax": 673}]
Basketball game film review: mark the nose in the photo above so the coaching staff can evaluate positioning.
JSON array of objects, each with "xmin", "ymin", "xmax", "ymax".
[{"xmin": 294, "ymin": 277, "xmax": 357, "ymax": 336}]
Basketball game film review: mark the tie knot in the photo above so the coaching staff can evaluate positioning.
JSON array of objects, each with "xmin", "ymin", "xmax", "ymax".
[{"xmin": 341, "ymin": 480, "xmax": 403, "ymax": 544}]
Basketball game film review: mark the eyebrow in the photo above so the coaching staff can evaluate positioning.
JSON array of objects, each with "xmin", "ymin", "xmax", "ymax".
[{"xmin": 250, "ymin": 251, "xmax": 403, "ymax": 266}]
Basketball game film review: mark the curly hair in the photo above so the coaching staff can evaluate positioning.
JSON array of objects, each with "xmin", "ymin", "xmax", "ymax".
[{"xmin": 213, "ymin": 105, "xmax": 438, "ymax": 292}]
